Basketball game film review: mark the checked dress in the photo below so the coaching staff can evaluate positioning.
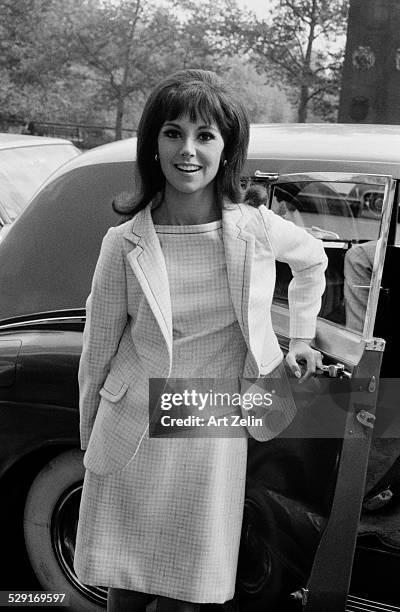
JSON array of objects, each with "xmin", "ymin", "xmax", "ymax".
[{"xmin": 74, "ymin": 220, "xmax": 249, "ymax": 603}]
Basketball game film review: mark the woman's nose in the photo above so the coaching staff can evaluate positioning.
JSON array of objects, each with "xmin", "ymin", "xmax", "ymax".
[{"xmin": 180, "ymin": 137, "xmax": 196, "ymax": 157}]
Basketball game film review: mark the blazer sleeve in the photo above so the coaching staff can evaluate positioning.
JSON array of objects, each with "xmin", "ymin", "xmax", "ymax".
[
  {"xmin": 78, "ymin": 227, "xmax": 128, "ymax": 450},
  {"xmin": 259, "ymin": 206, "xmax": 328, "ymax": 339}
]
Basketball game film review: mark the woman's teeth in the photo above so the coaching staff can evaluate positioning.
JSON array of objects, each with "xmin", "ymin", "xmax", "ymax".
[{"xmin": 175, "ymin": 164, "xmax": 201, "ymax": 173}]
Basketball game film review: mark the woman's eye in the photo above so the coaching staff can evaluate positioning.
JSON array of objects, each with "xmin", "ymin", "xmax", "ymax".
[
  {"xmin": 198, "ymin": 132, "xmax": 214, "ymax": 142},
  {"xmin": 164, "ymin": 129, "xmax": 180, "ymax": 139}
]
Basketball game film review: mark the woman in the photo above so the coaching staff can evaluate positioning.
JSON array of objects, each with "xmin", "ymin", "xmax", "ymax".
[{"xmin": 74, "ymin": 69, "xmax": 327, "ymax": 611}]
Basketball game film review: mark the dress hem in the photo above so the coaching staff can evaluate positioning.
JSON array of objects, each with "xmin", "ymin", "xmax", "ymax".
[{"xmin": 73, "ymin": 569, "xmax": 234, "ymax": 605}]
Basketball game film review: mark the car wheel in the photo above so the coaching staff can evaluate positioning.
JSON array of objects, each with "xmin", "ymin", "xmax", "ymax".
[{"xmin": 23, "ymin": 449, "xmax": 107, "ymax": 611}]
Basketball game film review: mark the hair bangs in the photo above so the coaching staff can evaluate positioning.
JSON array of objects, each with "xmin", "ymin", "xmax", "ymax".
[{"xmin": 161, "ymin": 85, "xmax": 231, "ymax": 139}]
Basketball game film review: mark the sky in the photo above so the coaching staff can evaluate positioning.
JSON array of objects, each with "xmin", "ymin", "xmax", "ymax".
[
  {"xmin": 153, "ymin": 0, "xmax": 278, "ymax": 21},
  {"xmin": 236, "ymin": 0, "xmax": 277, "ymax": 18}
]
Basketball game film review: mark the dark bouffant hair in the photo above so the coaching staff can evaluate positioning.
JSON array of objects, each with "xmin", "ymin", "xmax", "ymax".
[{"xmin": 113, "ymin": 69, "xmax": 250, "ymax": 217}]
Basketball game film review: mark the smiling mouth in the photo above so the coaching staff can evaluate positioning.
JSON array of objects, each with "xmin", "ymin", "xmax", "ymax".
[{"xmin": 174, "ymin": 164, "xmax": 202, "ymax": 173}]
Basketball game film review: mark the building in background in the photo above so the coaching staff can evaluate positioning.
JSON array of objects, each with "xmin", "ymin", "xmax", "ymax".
[{"xmin": 339, "ymin": 0, "xmax": 400, "ymax": 123}]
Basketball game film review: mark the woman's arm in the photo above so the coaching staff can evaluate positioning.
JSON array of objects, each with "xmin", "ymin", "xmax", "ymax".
[
  {"xmin": 79, "ymin": 227, "xmax": 128, "ymax": 449},
  {"xmin": 259, "ymin": 207, "xmax": 327, "ymax": 380}
]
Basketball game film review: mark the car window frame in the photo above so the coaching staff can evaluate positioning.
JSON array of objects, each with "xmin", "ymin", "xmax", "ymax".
[{"xmin": 247, "ymin": 171, "xmax": 396, "ymax": 344}]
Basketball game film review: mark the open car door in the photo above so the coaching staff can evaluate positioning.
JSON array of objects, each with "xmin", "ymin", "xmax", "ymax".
[{"xmin": 236, "ymin": 172, "xmax": 396, "ymax": 612}]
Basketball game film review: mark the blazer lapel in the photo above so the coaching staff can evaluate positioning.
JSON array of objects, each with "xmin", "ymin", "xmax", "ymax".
[
  {"xmin": 123, "ymin": 205, "xmax": 173, "ymax": 361},
  {"xmin": 222, "ymin": 203, "xmax": 255, "ymax": 356}
]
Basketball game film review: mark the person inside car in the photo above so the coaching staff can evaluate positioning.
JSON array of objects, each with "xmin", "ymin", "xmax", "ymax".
[
  {"xmin": 73, "ymin": 69, "xmax": 327, "ymax": 612},
  {"xmin": 344, "ymin": 240, "xmax": 376, "ymax": 333}
]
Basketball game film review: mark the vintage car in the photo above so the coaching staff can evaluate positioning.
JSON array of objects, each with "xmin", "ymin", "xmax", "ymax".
[
  {"xmin": 0, "ymin": 124, "xmax": 399, "ymax": 612},
  {"xmin": 0, "ymin": 133, "xmax": 80, "ymax": 241}
]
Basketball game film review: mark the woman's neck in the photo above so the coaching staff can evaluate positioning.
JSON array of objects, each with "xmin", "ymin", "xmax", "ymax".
[{"xmin": 153, "ymin": 185, "xmax": 221, "ymax": 225}]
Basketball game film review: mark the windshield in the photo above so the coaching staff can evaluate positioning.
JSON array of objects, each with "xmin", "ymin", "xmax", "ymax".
[{"xmin": 0, "ymin": 144, "xmax": 78, "ymax": 223}]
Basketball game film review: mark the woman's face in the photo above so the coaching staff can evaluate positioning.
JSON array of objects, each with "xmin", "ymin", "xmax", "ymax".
[{"xmin": 157, "ymin": 114, "xmax": 225, "ymax": 197}]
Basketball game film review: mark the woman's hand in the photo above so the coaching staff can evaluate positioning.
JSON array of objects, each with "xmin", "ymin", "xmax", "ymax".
[{"xmin": 285, "ymin": 338, "xmax": 323, "ymax": 382}]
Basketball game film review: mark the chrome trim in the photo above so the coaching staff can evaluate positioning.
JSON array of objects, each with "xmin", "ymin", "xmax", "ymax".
[
  {"xmin": 318, "ymin": 362, "xmax": 351, "ymax": 378},
  {"xmin": 275, "ymin": 172, "xmax": 391, "ymax": 185},
  {"xmin": 290, "ymin": 587, "xmax": 309, "ymax": 604},
  {"xmin": 363, "ymin": 178, "xmax": 396, "ymax": 341},
  {"xmin": 0, "ymin": 316, "xmax": 86, "ymax": 330},
  {"xmin": 346, "ymin": 593, "xmax": 400, "ymax": 611},
  {"xmin": 365, "ymin": 338, "xmax": 386, "ymax": 352},
  {"xmin": 253, "ymin": 171, "xmax": 279, "ymax": 181},
  {"xmin": 323, "ymin": 241, "xmax": 348, "ymax": 249},
  {"xmin": 356, "ymin": 410, "xmax": 376, "ymax": 429}
]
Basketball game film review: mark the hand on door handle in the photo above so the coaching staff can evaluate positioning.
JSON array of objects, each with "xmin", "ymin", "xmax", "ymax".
[{"xmin": 286, "ymin": 339, "xmax": 323, "ymax": 383}]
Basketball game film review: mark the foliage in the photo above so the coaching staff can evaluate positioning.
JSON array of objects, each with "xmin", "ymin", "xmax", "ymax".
[
  {"xmin": 0, "ymin": 0, "xmax": 94, "ymax": 123},
  {"xmin": 169, "ymin": 0, "xmax": 244, "ymax": 70},
  {"xmin": 56, "ymin": 0, "xmax": 184, "ymax": 138},
  {"xmin": 0, "ymin": 0, "xmax": 349, "ymax": 137},
  {"xmin": 223, "ymin": 0, "xmax": 349, "ymax": 122}
]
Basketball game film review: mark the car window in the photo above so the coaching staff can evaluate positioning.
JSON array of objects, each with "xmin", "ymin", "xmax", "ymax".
[
  {"xmin": 0, "ymin": 161, "xmax": 132, "ymax": 321},
  {"xmin": 0, "ymin": 144, "xmax": 78, "ymax": 223},
  {"xmin": 244, "ymin": 175, "xmax": 387, "ymax": 335}
]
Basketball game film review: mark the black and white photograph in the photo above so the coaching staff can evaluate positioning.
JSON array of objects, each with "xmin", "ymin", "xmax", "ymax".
[{"xmin": 1, "ymin": 0, "xmax": 400, "ymax": 610}]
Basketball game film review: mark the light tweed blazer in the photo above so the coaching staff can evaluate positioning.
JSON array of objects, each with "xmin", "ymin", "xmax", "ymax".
[{"xmin": 79, "ymin": 201, "xmax": 327, "ymax": 476}]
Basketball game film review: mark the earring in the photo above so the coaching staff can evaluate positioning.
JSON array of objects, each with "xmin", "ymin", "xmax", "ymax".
[
  {"xmin": 154, "ymin": 153, "xmax": 159, "ymax": 162},
  {"xmin": 222, "ymin": 159, "xmax": 228, "ymax": 167}
]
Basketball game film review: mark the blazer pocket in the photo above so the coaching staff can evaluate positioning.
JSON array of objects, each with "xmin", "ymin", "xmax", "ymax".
[{"xmin": 99, "ymin": 374, "xmax": 129, "ymax": 403}]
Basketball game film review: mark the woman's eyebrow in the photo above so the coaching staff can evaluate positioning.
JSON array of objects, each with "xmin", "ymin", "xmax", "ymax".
[
  {"xmin": 198, "ymin": 124, "xmax": 218, "ymax": 130},
  {"xmin": 162, "ymin": 121, "xmax": 217, "ymax": 131}
]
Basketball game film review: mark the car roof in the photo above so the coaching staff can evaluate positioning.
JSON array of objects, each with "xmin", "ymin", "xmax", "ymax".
[
  {"xmin": 48, "ymin": 123, "xmax": 400, "ymax": 179},
  {"xmin": 0, "ymin": 133, "xmax": 75, "ymax": 150},
  {"xmin": 249, "ymin": 123, "xmax": 400, "ymax": 162}
]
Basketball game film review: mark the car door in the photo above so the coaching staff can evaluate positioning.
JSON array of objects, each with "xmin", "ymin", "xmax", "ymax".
[{"xmin": 236, "ymin": 172, "xmax": 396, "ymax": 612}]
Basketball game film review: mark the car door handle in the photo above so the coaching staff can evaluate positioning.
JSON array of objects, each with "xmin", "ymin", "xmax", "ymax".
[{"xmin": 317, "ymin": 363, "xmax": 352, "ymax": 378}]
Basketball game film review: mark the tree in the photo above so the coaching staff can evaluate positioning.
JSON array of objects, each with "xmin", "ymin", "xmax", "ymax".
[
  {"xmin": 169, "ymin": 0, "xmax": 244, "ymax": 71},
  {"xmin": 0, "ymin": 0, "xmax": 307, "ymax": 135},
  {"xmin": 0, "ymin": 0, "xmax": 69, "ymax": 121},
  {"xmin": 224, "ymin": 0, "xmax": 349, "ymax": 122},
  {"xmin": 56, "ymin": 0, "xmax": 181, "ymax": 139}
]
